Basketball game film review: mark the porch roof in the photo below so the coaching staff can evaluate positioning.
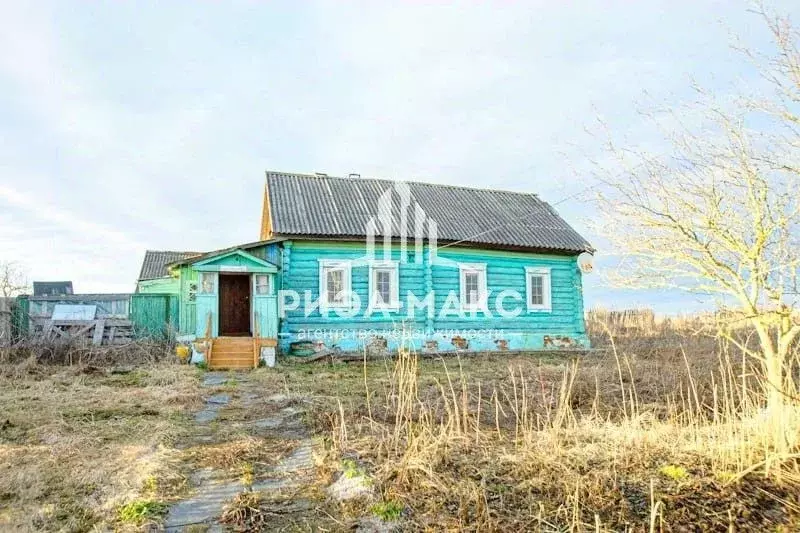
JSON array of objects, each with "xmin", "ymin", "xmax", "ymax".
[
  {"xmin": 189, "ymin": 248, "xmax": 278, "ymax": 273},
  {"xmin": 166, "ymin": 237, "xmax": 286, "ymax": 269}
]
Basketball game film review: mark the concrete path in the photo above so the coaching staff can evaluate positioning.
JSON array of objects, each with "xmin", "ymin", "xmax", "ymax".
[{"xmin": 163, "ymin": 371, "xmax": 318, "ymax": 532}]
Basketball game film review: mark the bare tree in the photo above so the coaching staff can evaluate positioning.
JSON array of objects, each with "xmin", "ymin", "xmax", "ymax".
[
  {"xmin": 595, "ymin": 7, "xmax": 800, "ymax": 426},
  {"xmin": 0, "ymin": 261, "xmax": 29, "ymax": 299}
]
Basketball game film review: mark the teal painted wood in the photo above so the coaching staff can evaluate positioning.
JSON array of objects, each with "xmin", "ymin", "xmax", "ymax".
[
  {"xmin": 189, "ymin": 250, "xmax": 278, "ymax": 337},
  {"xmin": 279, "ymin": 240, "xmax": 589, "ymax": 352},
  {"xmin": 432, "ymin": 248, "xmax": 579, "ymax": 333},
  {"xmin": 178, "ymin": 266, "xmax": 197, "ymax": 336},
  {"xmin": 253, "ymin": 276, "xmax": 278, "ymax": 337},
  {"xmin": 130, "ymin": 293, "xmax": 179, "ymax": 339},
  {"xmin": 195, "ymin": 271, "xmax": 218, "ymax": 338},
  {"xmin": 192, "ymin": 249, "xmax": 277, "ymax": 273},
  {"xmin": 279, "ymin": 241, "xmax": 292, "ymax": 341},
  {"xmin": 137, "ymin": 277, "xmax": 180, "ymax": 294},
  {"xmin": 11, "ymin": 296, "xmax": 29, "ymax": 340},
  {"xmin": 247, "ymin": 242, "xmax": 282, "ymax": 266}
]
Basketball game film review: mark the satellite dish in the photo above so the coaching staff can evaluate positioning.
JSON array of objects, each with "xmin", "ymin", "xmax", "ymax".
[{"xmin": 577, "ymin": 252, "xmax": 594, "ymax": 274}]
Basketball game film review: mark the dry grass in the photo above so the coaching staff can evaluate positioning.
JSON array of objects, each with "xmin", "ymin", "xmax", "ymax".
[
  {"xmin": 2, "ymin": 326, "xmax": 798, "ymax": 530},
  {"xmin": 281, "ymin": 323, "xmax": 800, "ymax": 530},
  {"xmin": 0, "ymin": 345, "xmax": 202, "ymax": 532},
  {"xmin": 186, "ymin": 436, "xmax": 298, "ymax": 472}
]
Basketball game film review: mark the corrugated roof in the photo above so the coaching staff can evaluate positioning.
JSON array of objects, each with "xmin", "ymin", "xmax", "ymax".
[
  {"xmin": 138, "ymin": 251, "xmax": 201, "ymax": 280},
  {"xmin": 265, "ymin": 172, "xmax": 593, "ymax": 254}
]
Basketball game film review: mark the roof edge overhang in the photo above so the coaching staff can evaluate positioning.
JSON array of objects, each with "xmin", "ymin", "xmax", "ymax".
[
  {"xmin": 165, "ymin": 237, "xmax": 287, "ymax": 269},
  {"xmin": 273, "ymin": 233, "xmax": 594, "ymax": 256},
  {"xmin": 191, "ymin": 249, "xmax": 279, "ymax": 273}
]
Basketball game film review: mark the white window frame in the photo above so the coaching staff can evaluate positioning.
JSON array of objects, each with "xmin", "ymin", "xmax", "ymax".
[
  {"xmin": 368, "ymin": 260, "xmax": 400, "ymax": 311},
  {"xmin": 199, "ymin": 272, "xmax": 217, "ymax": 295},
  {"xmin": 459, "ymin": 263, "xmax": 487, "ymax": 312},
  {"xmin": 319, "ymin": 259, "xmax": 352, "ymax": 310},
  {"xmin": 254, "ymin": 274, "xmax": 271, "ymax": 295},
  {"xmin": 525, "ymin": 267, "xmax": 552, "ymax": 312}
]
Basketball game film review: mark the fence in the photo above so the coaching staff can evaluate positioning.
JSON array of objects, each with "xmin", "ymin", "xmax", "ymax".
[
  {"xmin": 0, "ymin": 298, "xmax": 11, "ymax": 346},
  {"xmin": 10, "ymin": 293, "xmax": 179, "ymax": 345},
  {"xmin": 129, "ymin": 293, "xmax": 180, "ymax": 339}
]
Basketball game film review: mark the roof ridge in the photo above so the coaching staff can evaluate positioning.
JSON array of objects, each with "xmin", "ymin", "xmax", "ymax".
[
  {"xmin": 144, "ymin": 249, "xmax": 202, "ymax": 254},
  {"xmin": 265, "ymin": 170, "xmax": 541, "ymax": 198}
]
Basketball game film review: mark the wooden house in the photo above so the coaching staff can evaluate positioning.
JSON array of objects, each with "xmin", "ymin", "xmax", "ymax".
[{"xmin": 138, "ymin": 171, "xmax": 593, "ymax": 368}]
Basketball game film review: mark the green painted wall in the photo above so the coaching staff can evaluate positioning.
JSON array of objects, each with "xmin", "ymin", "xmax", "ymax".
[{"xmin": 137, "ymin": 277, "xmax": 180, "ymax": 294}]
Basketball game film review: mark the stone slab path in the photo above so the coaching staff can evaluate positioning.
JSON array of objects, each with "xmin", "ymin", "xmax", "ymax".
[{"xmin": 163, "ymin": 372, "xmax": 319, "ymax": 532}]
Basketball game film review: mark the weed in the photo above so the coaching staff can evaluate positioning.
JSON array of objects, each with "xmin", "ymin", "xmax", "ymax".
[
  {"xmin": 342, "ymin": 459, "xmax": 364, "ymax": 479},
  {"xmin": 220, "ymin": 491, "xmax": 266, "ymax": 529},
  {"xmin": 660, "ymin": 464, "xmax": 689, "ymax": 481},
  {"xmin": 196, "ymin": 361, "xmax": 208, "ymax": 371},
  {"xmin": 142, "ymin": 475, "xmax": 158, "ymax": 495},
  {"xmin": 117, "ymin": 499, "xmax": 167, "ymax": 525},
  {"xmin": 371, "ymin": 500, "xmax": 404, "ymax": 521},
  {"xmin": 241, "ymin": 462, "xmax": 255, "ymax": 488}
]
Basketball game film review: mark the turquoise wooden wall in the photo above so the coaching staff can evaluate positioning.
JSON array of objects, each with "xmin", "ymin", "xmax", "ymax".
[
  {"xmin": 279, "ymin": 240, "xmax": 588, "ymax": 352},
  {"xmin": 130, "ymin": 293, "xmax": 180, "ymax": 338},
  {"xmin": 194, "ymin": 272, "xmax": 218, "ymax": 337}
]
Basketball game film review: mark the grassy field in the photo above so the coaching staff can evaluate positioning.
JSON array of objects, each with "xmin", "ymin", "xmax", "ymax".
[
  {"xmin": 0, "ymin": 356, "xmax": 203, "ymax": 531},
  {"xmin": 1, "ymin": 323, "xmax": 799, "ymax": 531}
]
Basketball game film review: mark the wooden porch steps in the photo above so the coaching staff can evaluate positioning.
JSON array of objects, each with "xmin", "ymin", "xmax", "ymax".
[{"xmin": 208, "ymin": 337, "xmax": 258, "ymax": 370}]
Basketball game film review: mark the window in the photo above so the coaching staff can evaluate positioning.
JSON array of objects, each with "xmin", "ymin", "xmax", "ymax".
[
  {"xmin": 255, "ymin": 274, "xmax": 271, "ymax": 295},
  {"xmin": 319, "ymin": 260, "xmax": 351, "ymax": 308},
  {"xmin": 459, "ymin": 263, "xmax": 487, "ymax": 311},
  {"xmin": 200, "ymin": 273, "xmax": 216, "ymax": 294},
  {"xmin": 369, "ymin": 261, "xmax": 399, "ymax": 310},
  {"xmin": 525, "ymin": 267, "xmax": 551, "ymax": 311}
]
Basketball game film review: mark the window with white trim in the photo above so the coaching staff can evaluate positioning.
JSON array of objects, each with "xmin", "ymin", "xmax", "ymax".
[
  {"xmin": 200, "ymin": 272, "xmax": 216, "ymax": 294},
  {"xmin": 525, "ymin": 267, "xmax": 551, "ymax": 311},
  {"xmin": 459, "ymin": 263, "xmax": 487, "ymax": 311},
  {"xmin": 319, "ymin": 260, "xmax": 351, "ymax": 308},
  {"xmin": 254, "ymin": 274, "xmax": 271, "ymax": 295},
  {"xmin": 369, "ymin": 261, "xmax": 399, "ymax": 310}
]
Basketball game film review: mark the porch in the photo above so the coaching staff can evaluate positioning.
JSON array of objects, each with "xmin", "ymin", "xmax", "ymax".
[
  {"xmin": 203, "ymin": 336, "xmax": 278, "ymax": 370},
  {"xmin": 190, "ymin": 249, "xmax": 280, "ymax": 369}
]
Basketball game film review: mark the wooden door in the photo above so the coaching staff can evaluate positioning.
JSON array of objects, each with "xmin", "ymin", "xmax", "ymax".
[{"xmin": 219, "ymin": 275, "xmax": 251, "ymax": 336}]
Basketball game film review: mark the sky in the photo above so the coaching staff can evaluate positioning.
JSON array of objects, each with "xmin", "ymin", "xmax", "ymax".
[{"xmin": 1, "ymin": 1, "xmax": 796, "ymax": 313}]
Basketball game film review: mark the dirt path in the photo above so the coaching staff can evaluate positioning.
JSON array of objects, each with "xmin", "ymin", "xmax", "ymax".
[{"xmin": 163, "ymin": 371, "xmax": 326, "ymax": 532}]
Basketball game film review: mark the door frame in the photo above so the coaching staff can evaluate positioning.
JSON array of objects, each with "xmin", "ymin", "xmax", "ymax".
[{"xmin": 217, "ymin": 273, "xmax": 252, "ymax": 336}]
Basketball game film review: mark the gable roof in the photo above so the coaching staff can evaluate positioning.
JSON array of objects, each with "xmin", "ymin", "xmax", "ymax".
[
  {"xmin": 166, "ymin": 238, "xmax": 287, "ymax": 269},
  {"xmin": 138, "ymin": 250, "xmax": 201, "ymax": 280},
  {"xmin": 263, "ymin": 171, "xmax": 593, "ymax": 254},
  {"xmin": 33, "ymin": 281, "xmax": 73, "ymax": 297},
  {"xmin": 191, "ymin": 249, "xmax": 278, "ymax": 272}
]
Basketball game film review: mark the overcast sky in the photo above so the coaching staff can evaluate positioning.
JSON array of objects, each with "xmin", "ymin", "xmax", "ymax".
[{"xmin": 1, "ymin": 1, "xmax": 795, "ymax": 313}]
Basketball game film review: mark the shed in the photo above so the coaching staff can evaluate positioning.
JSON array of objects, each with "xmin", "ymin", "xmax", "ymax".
[{"xmin": 33, "ymin": 281, "xmax": 73, "ymax": 297}]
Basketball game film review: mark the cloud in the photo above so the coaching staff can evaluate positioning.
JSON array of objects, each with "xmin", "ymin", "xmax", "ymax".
[{"xmin": 1, "ymin": 0, "xmax": 796, "ymax": 309}]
